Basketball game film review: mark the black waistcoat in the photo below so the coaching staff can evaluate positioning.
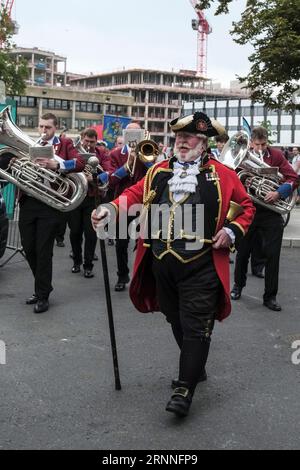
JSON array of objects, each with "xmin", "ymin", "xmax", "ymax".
[{"xmin": 146, "ymin": 163, "xmax": 221, "ymax": 263}]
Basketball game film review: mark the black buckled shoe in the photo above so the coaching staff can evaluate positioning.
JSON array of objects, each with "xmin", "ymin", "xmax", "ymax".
[
  {"xmin": 26, "ymin": 294, "xmax": 38, "ymax": 305},
  {"xmin": 166, "ymin": 383, "xmax": 193, "ymax": 418},
  {"xmin": 34, "ymin": 299, "xmax": 49, "ymax": 314},
  {"xmin": 115, "ymin": 275, "xmax": 130, "ymax": 292},
  {"xmin": 84, "ymin": 269, "xmax": 94, "ymax": 279},
  {"xmin": 263, "ymin": 298, "xmax": 282, "ymax": 311},
  {"xmin": 171, "ymin": 369, "xmax": 207, "ymax": 390},
  {"xmin": 72, "ymin": 265, "xmax": 81, "ymax": 274},
  {"xmin": 231, "ymin": 284, "xmax": 242, "ymax": 300}
]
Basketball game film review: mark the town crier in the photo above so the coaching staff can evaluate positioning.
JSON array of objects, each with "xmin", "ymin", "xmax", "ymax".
[{"xmin": 92, "ymin": 112, "xmax": 255, "ymax": 418}]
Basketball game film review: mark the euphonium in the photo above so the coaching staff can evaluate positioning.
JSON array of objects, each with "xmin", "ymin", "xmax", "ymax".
[
  {"xmin": 219, "ymin": 130, "xmax": 297, "ymax": 215},
  {"xmin": 73, "ymin": 136, "xmax": 108, "ymax": 191},
  {"xmin": 127, "ymin": 131, "xmax": 159, "ymax": 177},
  {"xmin": 0, "ymin": 107, "xmax": 88, "ymax": 212}
]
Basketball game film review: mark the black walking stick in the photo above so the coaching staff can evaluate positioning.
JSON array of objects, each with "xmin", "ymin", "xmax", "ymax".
[{"xmin": 89, "ymin": 157, "xmax": 121, "ymax": 391}]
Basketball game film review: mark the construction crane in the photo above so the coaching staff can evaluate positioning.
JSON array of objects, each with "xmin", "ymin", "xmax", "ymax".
[
  {"xmin": 4, "ymin": 0, "xmax": 15, "ymax": 16},
  {"xmin": 189, "ymin": 0, "xmax": 212, "ymax": 78}
]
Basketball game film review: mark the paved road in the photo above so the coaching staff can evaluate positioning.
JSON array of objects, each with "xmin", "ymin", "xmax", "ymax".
[
  {"xmin": 0, "ymin": 238, "xmax": 300, "ymax": 450},
  {"xmin": 283, "ymin": 206, "xmax": 300, "ymax": 247}
]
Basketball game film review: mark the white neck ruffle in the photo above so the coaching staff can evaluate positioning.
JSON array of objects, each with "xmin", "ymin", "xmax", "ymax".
[{"xmin": 168, "ymin": 161, "xmax": 200, "ymax": 202}]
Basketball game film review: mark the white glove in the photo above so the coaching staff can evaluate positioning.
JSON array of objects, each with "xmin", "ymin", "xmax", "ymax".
[{"xmin": 91, "ymin": 206, "xmax": 111, "ymax": 234}]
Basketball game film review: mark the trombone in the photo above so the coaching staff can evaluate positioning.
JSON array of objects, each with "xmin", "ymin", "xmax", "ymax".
[{"xmin": 126, "ymin": 131, "xmax": 159, "ymax": 177}]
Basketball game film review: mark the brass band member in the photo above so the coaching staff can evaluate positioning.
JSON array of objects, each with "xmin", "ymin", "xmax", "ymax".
[
  {"xmin": 231, "ymin": 126, "xmax": 298, "ymax": 311},
  {"xmin": 21, "ymin": 113, "xmax": 85, "ymax": 313},
  {"xmin": 92, "ymin": 112, "xmax": 255, "ymax": 418},
  {"xmin": 69, "ymin": 128, "xmax": 111, "ymax": 278},
  {"xmin": 106, "ymin": 121, "xmax": 156, "ymax": 292}
]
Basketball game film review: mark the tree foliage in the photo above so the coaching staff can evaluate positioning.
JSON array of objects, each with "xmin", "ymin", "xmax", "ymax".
[
  {"xmin": 0, "ymin": 8, "xmax": 28, "ymax": 96},
  {"xmin": 196, "ymin": 0, "xmax": 300, "ymax": 111}
]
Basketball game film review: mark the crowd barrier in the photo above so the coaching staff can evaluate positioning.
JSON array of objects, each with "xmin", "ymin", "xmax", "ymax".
[{"xmin": 0, "ymin": 181, "xmax": 25, "ymax": 267}]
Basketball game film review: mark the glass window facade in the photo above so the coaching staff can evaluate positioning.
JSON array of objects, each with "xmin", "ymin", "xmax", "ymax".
[{"xmin": 184, "ymin": 98, "xmax": 299, "ymax": 145}]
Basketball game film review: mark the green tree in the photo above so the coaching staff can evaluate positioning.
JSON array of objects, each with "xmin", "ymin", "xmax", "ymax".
[
  {"xmin": 258, "ymin": 119, "xmax": 277, "ymax": 144},
  {"xmin": 196, "ymin": 0, "xmax": 300, "ymax": 111},
  {"xmin": 0, "ymin": 7, "xmax": 28, "ymax": 96}
]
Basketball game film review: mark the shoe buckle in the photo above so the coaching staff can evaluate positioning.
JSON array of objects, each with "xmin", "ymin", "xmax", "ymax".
[{"xmin": 172, "ymin": 387, "xmax": 190, "ymax": 398}]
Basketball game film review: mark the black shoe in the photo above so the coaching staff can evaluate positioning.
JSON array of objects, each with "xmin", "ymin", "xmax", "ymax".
[
  {"xmin": 252, "ymin": 269, "xmax": 264, "ymax": 278},
  {"xmin": 166, "ymin": 383, "xmax": 193, "ymax": 418},
  {"xmin": 263, "ymin": 298, "xmax": 282, "ymax": 311},
  {"xmin": 93, "ymin": 254, "xmax": 99, "ymax": 261},
  {"xmin": 34, "ymin": 299, "xmax": 49, "ymax": 314},
  {"xmin": 171, "ymin": 369, "xmax": 207, "ymax": 390},
  {"xmin": 231, "ymin": 284, "xmax": 242, "ymax": 300},
  {"xmin": 84, "ymin": 269, "xmax": 94, "ymax": 279},
  {"xmin": 26, "ymin": 294, "xmax": 38, "ymax": 305},
  {"xmin": 115, "ymin": 275, "xmax": 130, "ymax": 292},
  {"xmin": 72, "ymin": 265, "xmax": 81, "ymax": 274},
  {"xmin": 56, "ymin": 241, "xmax": 65, "ymax": 248}
]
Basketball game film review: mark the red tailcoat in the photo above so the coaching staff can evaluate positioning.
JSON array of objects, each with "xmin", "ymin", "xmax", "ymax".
[{"xmin": 111, "ymin": 158, "xmax": 256, "ymax": 322}]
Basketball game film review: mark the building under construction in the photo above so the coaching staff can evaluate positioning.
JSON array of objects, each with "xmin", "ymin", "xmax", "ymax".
[{"xmin": 70, "ymin": 69, "xmax": 248, "ymax": 145}]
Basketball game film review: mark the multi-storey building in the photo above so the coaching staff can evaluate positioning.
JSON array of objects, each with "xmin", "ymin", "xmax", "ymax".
[
  {"xmin": 10, "ymin": 47, "xmax": 68, "ymax": 87},
  {"xmin": 12, "ymin": 85, "xmax": 133, "ymax": 138},
  {"xmin": 70, "ymin": 68, "xmax": 249, "ymax": 145},
  {"xmin": 184, "ymin": 96, "xmax": 300, "ymax": 145}
]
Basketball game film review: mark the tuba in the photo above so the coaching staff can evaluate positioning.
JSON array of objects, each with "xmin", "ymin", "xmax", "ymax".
[
  {"xmin": 127, "ymin": 131, "xmax": 159, "ymax": 177},
  {"xmin": 0, "ymin": 107, "xmax": 88, "ymax": 212},
  {"xmin": 219, "ymin": 130, "xmax": 297, "ymax": 215}
]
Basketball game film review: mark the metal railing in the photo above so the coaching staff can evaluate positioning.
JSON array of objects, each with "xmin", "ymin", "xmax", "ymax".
[{"xmin": 0, "ymin": 181, "xmax": 25, "ymax": 267}]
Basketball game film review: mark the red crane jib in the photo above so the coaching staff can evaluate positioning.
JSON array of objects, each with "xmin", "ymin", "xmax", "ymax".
[{"xmin": 5, "ymin": 0, "xmax": 15, "ymax": 16}]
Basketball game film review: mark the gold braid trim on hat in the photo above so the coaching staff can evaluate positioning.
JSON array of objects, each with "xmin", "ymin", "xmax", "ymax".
[
  {"xmin": 171, "ymin": 115, "xmax": 194, "ymax": 131},
  {"xmin": 211, "ymin": 118, "xmax": 226, "ymax": 136}
]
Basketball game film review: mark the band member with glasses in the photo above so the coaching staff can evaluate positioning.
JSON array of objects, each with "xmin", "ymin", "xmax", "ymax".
[
  {"xmin": 231, "ymin": 126, "xmax": 298, "ymax": 311},
  {"xmin": 69, "ymin": 128, "xmax": 111, "ymax": 279},
  {"xmin": 91, "ymin": 112, "xmax": 255, "ymax": 418}
]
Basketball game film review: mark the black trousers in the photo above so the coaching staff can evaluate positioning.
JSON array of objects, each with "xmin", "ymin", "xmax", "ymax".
[
  {"xmin": 234, "ymin": 208, "xmax": 284, "ymax": 300},
  {"xmin": 152, "ymin": 252, "xmax": 221, "ymax": 392},
  {"xmin": 115, "ymin": 216, "xmax": 136, "ymax": 280},
  {"xmin": 19, "ymin": 197, "xmax": 61, "ymax": 300},
  {"xmin": 68, "ymin": 195, "xmax": 97, "ymax": 270},
  {"xmin": 152, "ymin": 253, "xmax": 221, "ymax": 337},
  {"xmin": 55, "ymin": 215, "xmax": 67, "ymax": 243},
  {"xmin": 250, "ymin": 229, "xmax": 266, "ymax": 273}
]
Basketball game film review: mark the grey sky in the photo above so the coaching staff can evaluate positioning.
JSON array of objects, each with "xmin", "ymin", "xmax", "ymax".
[{"xmin": 13, "ymin": 0, "xmax": 252, "ymax": 86}]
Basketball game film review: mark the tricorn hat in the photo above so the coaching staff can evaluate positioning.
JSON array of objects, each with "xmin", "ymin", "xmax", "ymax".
[{"xmin": 170, "ymin": 112, "xmax": 225, "ymax": 137}]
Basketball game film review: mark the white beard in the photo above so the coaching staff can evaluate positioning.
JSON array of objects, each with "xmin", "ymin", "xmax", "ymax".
[{"xmin": 175, "ymin": 141, "xmax": 205, "ymax": 163}]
